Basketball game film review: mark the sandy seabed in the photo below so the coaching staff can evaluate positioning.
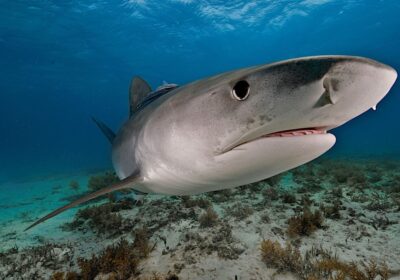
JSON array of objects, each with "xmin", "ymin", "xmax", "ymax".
[{"xmin": 1, "ymin": 157, "xmax": 400, "ymax": 280}]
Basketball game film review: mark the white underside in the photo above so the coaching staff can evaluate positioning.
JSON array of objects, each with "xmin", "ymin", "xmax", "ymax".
[{"xmin": 134, "ymin": 133, "xmax": 336, "ymax": 195}]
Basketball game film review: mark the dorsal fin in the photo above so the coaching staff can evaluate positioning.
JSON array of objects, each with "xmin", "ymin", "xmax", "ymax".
[{"xmin": 129, "ymin": 76, "xmax": 152, "ymax": 115}]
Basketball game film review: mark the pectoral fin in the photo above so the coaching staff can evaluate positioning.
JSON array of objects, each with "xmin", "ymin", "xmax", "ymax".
[{"xmin": 24, "ymin": 173, "xmax": 143, "ymax": 231}]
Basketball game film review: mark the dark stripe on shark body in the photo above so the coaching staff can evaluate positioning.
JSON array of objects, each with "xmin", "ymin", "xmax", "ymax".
[
  {"xmin": 258, "ymin": 59, "xmax": 335, "ymax": 93},
  {"xmin": 252, "ymin": 56, "xmax": 394, "ymax": 94}
]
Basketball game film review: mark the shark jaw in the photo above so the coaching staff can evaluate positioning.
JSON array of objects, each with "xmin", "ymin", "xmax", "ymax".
[
  {"xmin": 210, "ymin": 132, "xmax": 336, "ymax": 194},
  {"xmin": 223, "ymin": 127, "xmax": 329, "ymax": 153}
]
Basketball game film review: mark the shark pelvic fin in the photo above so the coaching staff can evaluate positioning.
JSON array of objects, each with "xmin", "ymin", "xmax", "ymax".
[
  {"xmin": 92, "ymin": 117, "xmax": 116, "ymax": 143},
  {"xmin": 24, "ymin": 173, "xmax": 143, "ymax": 231},
  {"xmin": 129, "ymin": 76, "xmax": 152, "ymax": 115}
]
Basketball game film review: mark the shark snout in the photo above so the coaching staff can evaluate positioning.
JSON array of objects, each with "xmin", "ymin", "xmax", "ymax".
[{"xmin": 311, "ymin": 56, "xmax": 397, "ymax": 129}]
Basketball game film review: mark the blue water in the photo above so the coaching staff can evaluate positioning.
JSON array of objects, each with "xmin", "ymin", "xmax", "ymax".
[{"xmin": 1, "ymin": 1, "xmax": 400, "ymax": 183}]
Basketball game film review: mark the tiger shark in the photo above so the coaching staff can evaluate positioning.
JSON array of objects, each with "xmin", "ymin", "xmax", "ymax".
[{"xmin": 25, "ymin": 55, "xmax": 397, "ymax": 230}]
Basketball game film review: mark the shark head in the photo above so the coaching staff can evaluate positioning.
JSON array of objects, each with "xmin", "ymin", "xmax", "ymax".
[{"xmin": 140, "ymin": 55, "xmax": 397, "ymax": 194}]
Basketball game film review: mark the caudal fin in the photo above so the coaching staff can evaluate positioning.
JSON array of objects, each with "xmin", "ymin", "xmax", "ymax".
[{"xmin": 24, "ymin": 174, "xmax": 143, "ymax": 231}]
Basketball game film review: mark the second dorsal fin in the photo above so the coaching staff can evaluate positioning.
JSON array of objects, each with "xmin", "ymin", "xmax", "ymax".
[{"xmin": 129, "ymin": 76, "xmax": 152, "ymax": 115}]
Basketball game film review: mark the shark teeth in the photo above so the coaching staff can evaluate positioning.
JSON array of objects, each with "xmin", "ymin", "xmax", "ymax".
[{"xmin": 265, "ymin": 128, "xmax": 326, "ymax": 138}]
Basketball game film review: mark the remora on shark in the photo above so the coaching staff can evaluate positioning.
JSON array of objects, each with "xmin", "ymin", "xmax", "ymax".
[{"xmin": 26, "ymin": 55, "xmax": 397, "ymax": 230}]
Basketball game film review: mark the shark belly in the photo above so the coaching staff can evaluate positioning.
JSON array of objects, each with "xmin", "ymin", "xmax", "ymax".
[{"xmin": 133, "ymin": 133, "xmax": 336, "ymax": 195}]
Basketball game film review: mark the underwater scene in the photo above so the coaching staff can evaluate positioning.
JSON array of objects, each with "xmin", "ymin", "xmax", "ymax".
[{"xmin": 1, "ymin": 1, "xmax": 400, "ymax": 279}]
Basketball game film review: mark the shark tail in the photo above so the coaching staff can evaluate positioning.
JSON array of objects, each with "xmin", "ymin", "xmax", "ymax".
[
  {"xmin": 24, "ymin": 174, "xmax": 143, "ymax": 231},
  {"xmin": 92, "ymin": 117, "xmax": 116, "ymax": 144}
]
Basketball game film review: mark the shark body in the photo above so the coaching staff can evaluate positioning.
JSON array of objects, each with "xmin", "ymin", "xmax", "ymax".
[{"xmin": 26, "ymin": 55, "xmax": 397, "ymax": 230}]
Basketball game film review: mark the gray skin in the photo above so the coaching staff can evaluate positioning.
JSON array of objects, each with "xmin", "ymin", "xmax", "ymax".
[
  {"xmin": 25, "ymin": 55, "xmax": 397, "ymax": 230},
  {"xmin": 113, "ymin": 55, "xmax": 397, "ymax": 195}
]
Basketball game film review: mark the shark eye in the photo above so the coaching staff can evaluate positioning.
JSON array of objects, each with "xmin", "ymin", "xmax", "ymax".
[{"xmin": 232, "ymin": 80, "xmax": 250, "ymax": 100}]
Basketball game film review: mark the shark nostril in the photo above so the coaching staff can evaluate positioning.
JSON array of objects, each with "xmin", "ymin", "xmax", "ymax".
[
  {"xmin": 330, "ymin": 78, "xmax": 340, "ymax": 91},
  {"xmin": 323, "ymin": 77, "xmax": 330, "ymax": 91},
  {"xmin": 314, "ymin": 77, "xmax": 337, "ymax": 107},
  {"xmin": 323, "ymin": 77, "xmax": 340, "ymax": 92}
]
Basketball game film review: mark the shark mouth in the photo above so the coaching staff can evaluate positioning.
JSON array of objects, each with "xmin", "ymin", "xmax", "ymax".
[
  {"xmin": 223, "ymin": 127, "xmax": 329, "ymax": 154},
  {"xmin": 263, "ymin": 127, "xmax": 327, "ymax": 138}
]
